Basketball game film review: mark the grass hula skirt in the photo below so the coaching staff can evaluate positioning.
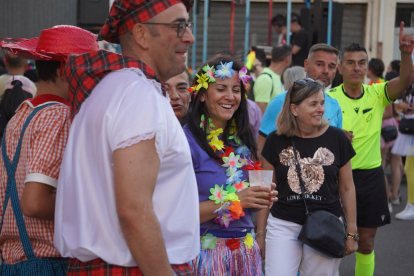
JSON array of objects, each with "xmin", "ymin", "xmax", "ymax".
[{"xmin": 190, "ymin": 236, "xmax": 262, "ymax": 276}]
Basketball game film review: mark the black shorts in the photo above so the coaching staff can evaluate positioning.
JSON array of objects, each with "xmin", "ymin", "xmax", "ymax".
[{"xmin": 353, "ymin": 166, "xmax": 391, "ymax": 228}]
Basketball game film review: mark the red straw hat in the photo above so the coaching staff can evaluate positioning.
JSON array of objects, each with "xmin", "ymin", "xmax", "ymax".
[{"xmin": 0, "ymin": 25, "xmax": 99, "ymax": 61}]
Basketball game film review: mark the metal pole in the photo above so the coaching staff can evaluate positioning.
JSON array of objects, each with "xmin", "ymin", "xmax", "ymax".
[
  {"xmin": 192, "ymin": 0, "xmax": 197, "ymax": 70},
  {"xmin": 379, "ymin": 0, "xmax": 385, "ymax": 43},
  {"xmin": 244, "ymin": 0, "xmax": 250, "ymax": 63},
  {"xmin": 369, "ymin": 0, "xmax": 374, "ymax": 51},
  {"xmin": 268, "ymin": 0, "xmax": 273, "ymax": 46},
  {"xmin": 286, "ymin": 0, "xmax": 291, "ymax": 45},
  {"xmin": 327, "ymin": 0, "xmax": 332, "ymax": 45},
  {"xmin": 230, "ymin": 2, "xmax": 235, "ymax": 54},
  {"xmin": 377, "ymin": 0, "xmax": 385, "ymax": 58},
  {"xmin": 202, "ymin": 0, "xmax": 209, "ymax": 62}
]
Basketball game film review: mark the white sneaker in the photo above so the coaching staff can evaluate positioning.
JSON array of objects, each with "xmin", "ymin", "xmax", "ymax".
[
  {"xmin": 388, "ymin": 203, "xmax": 393, "ymax": 213},
  {"xmin": 395, "ymin": 203, "xmax": 414, "ymax": 220},
  {"xmin": 391, "ymin": 197, "xmax": 400, "ymax": 206}
]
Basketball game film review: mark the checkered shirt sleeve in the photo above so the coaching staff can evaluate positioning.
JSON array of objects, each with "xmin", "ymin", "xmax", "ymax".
[{"xmin": 26, "ymin": 105, "xmax": 71, "ymax": 185}]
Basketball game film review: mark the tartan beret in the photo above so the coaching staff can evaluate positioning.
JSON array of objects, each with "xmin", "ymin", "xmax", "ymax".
[{"xmin": 98, "ymin": 0, "xmax": 194, "ymax": 44}]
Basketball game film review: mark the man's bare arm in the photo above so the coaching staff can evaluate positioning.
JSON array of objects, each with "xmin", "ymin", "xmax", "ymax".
[
  {"xmin": 343, "ymin": 130, "xmax": 354, "ymax": 143},
  {"xmin": 256, "ymin": 102, "xmax": 268, "ymax": 114},
  {"xmin": 291, "ymin": 45, "xmax": 301, "ymax": 55},
  {"xmin": 383, "ymin": 104, "xmax": 393, "ymax": 120},
  {"xmin": 387, "ymin": 22, "xmax": 414, "ymax": 100},
  {"xmin": 114, "ymin": 138, "xmax": 174, "ymax": 276}
]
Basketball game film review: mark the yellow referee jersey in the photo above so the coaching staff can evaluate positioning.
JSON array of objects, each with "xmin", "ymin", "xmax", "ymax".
[{"xmin": 327, "ymin": 82, "xmax": 393, "ymax": 170}]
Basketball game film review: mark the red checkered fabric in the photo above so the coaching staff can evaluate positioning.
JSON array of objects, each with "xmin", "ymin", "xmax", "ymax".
[
  {"xmin": 0, "ymin": 95, "xmax": 71, "ymax": 264},
  {"xmin": 66, "ymin": 258, "xmax": 194, "ymax": 275},
  {"xmin": 98, "ymin": 0, "xmax": 194, "ymax": 43},
  {"xmin": 65, "ymin": 49, "xmax": 165, "ymax": 119}
]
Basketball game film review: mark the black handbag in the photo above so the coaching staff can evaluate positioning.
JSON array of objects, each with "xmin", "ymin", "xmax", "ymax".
[
  {"xmin": 381, "ymin": 125, "xmax": 398, "ymax": 142},
  {"xmin": 399, "ymin": 117, "xmax": 414, "ymax": 135},
  {"xmin": 291, "ymin": 138, "xmax": 347, "ymax": 259}
]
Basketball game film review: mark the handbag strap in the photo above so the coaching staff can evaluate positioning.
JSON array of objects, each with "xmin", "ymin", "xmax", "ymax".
[
  {"xmin": 0, "ymin": 103, "xmax": 56, "ymax": 261},
  {"xmin": 291, "ymin": 138, "xmax": 310, "ymax": 215}
]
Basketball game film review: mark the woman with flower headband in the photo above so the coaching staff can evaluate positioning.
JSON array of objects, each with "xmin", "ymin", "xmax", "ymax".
[{"xmin": 184, "ymin": 55, "xmax": 277, "ymax": 275}]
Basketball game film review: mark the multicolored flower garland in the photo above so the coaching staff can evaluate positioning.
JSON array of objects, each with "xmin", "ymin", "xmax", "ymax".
[
  {"xmin": 200, "ymin": 115, "xmax": 263, "ymax": 251},
  {"xmin": 188, "ymin": 62, "xmax": 252, "ymax": 95}
]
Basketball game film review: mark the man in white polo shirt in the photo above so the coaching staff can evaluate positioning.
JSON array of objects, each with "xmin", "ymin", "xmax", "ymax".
[{"xmin": 54, "ymin": 0, "xmax": 200, "ymax": 275}]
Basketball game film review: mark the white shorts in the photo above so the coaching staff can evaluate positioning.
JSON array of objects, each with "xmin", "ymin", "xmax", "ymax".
[{"xmin": 265, "ymin": 215, "xmax": 342, "ymax": 276}]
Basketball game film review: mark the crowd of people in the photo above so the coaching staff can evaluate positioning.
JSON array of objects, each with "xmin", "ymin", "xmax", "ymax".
[{"xmin": 0, "ymin": 0, "xmax": 413, "ymax": 276}]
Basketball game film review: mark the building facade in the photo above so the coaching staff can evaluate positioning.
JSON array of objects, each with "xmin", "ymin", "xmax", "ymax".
[
  {"xmin": 0, "ymin": 0, "xmax": 413, "ymax": 71},
  {"xmin": 188, "ymin": 0, "xmax": 414, "ymax": 70},
  {"xmin": 0, "ymin": 0, "xmax": 77, "ymax": 39}
]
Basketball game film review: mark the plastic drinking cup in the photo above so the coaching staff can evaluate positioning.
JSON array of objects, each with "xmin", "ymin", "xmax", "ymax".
[{"xmin": 248, "ymin": 170, "xmax": 273, "ymax": 189}]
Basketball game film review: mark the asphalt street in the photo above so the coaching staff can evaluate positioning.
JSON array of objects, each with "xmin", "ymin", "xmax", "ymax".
[{"xmin": 339, "ymin": 182, "xmax": 414, "ymax": 276}]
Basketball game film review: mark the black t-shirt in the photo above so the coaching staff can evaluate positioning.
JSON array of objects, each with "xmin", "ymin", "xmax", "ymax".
[
  {"xmin": 291, "ymin": 28, "xmax": 309, "ymax": 67},
  {"xmin": 262, "ymin": 126, "xmax": 355, "ymax": 225}
]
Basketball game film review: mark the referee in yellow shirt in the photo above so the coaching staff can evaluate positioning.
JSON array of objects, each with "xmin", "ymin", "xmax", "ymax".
[{"xmin": 327, "ymin": 22, "xmax": 414, "ymax": 276}]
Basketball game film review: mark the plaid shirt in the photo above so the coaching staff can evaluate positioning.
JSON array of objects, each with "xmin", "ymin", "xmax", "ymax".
[
  {"xmin": 66, "ymin": 258, "xmax": 194, "ymax": 276},
  {"xmin": 0, "ymin": 94, "xmax": 70, "ymax": 264},
  {"xmin": 98, "ymin": 0, "xmax": 194, "ymax": 43},
  {"xmin": 65, "ymin": 50, "xmax": 166, "ymax": 120}
]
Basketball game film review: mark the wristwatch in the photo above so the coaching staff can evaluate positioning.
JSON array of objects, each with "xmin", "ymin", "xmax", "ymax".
[{"xmin": 347, "ymin": 233, "xmax": 359, "ymax": 242}]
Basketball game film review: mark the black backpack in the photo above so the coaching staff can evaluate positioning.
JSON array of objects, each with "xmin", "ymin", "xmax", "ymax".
[{"xmin": 249, "ymin": 72, "xmax": 274, "ymax": 102}]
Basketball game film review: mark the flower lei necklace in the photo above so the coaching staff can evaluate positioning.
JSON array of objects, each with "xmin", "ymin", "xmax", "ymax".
[{"xmin": 200, "ymin": 118, "xmax": 263, "ymax": 251}]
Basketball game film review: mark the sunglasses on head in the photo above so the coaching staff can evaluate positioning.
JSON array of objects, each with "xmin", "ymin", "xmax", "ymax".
[
  {"xmin": 290, "ymin": 78, "xmax": 319, "ymax": 101},
  {"xmin": 293, "ymin": 78, "xmax": 316, "ymax": 86}
]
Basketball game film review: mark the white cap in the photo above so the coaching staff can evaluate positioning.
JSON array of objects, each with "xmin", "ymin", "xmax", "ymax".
[{"xmin": 5, "ymin": 75, "xmax": 34, "ymax": 95}]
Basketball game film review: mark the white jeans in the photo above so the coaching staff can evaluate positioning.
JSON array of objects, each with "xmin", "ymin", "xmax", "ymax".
[{"xmin": 265, "ymin": 215, "xmax": 342, "ymax": 276}]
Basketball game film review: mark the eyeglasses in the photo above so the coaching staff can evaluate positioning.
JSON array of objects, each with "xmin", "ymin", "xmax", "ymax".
[
  {"xmin": 293, "ymin": 78, "xmax": 316, "ymax": 86},
  {"xmin": 141, "ymin": 22, "xmax": 193, "ymax": 38}
]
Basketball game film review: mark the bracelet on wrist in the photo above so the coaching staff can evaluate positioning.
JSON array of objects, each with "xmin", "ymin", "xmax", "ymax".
[{"xmin": 256, "ymin": 230, "xmax": 267, "ymax": 236}]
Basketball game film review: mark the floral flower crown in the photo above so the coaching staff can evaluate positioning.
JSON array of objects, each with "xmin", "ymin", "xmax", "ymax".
[{"xmin": 188, "ymin": 62, "xmax": 253, "ymax": 95}]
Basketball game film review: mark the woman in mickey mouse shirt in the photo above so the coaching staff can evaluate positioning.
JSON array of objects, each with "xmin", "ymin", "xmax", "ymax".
[
  {"xmin": 184, "ymin": 55, "xmax": 277, "ymax": 275},
  {"xmin": 257, "ymin": 79, "xmax": 358, "ymax": 276}
]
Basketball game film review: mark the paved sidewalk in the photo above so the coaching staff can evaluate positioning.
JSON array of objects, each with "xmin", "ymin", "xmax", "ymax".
[{"xmin": 339, "ymin": 183, "xmax": 414, "ymax": 276}]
